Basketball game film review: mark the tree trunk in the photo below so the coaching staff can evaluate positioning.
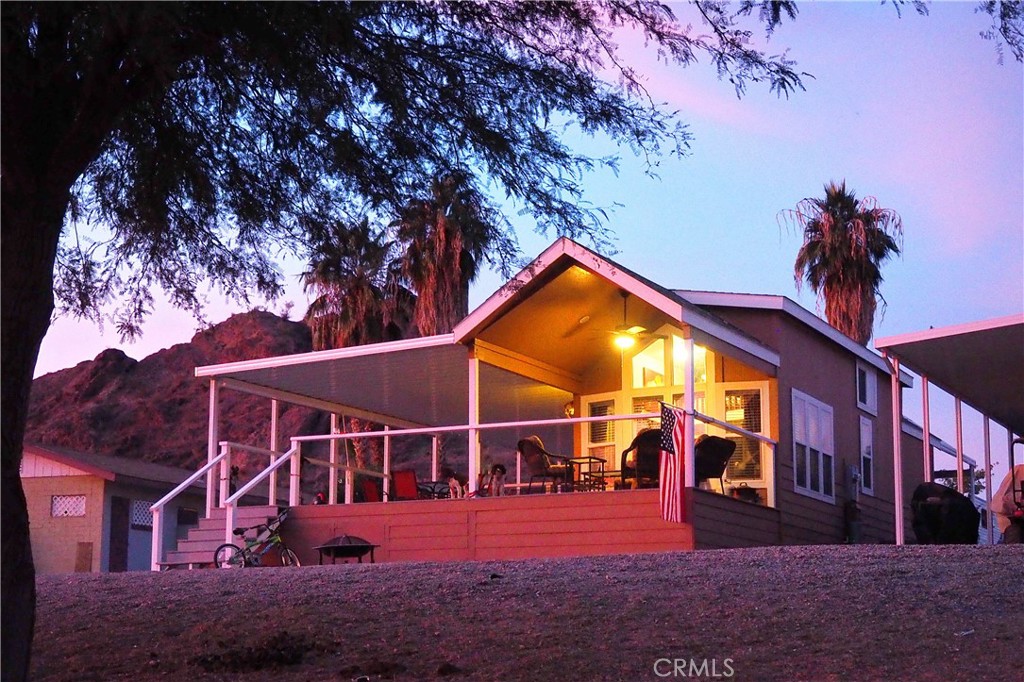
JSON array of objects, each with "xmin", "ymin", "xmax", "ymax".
[{"xmin": 1, "ymin": 173, "xmax": 68, "ymax": 681}]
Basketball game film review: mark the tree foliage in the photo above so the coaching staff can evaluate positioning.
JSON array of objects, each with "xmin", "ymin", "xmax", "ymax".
[
  {"xmin": 5, "ymin": 1, "xmax": 809, "ymax": 341},
  {"xmin": 784, "ymin": 181, "xmax": 903, "ymax": 345}
]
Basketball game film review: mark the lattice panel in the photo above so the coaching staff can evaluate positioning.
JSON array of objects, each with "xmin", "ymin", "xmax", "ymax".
[
  {"xmin": 131, "ymin": 500, "xmax": 154, "ymax": 529},
  {"xmin": 51, "ymin": 495, "xmax": 86, "ymax": 517}
]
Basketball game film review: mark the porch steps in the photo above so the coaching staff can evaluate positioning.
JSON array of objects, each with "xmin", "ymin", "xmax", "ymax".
[{"xmin": 160, "ymin": 505, "xmax": 282, "ymax": 570}]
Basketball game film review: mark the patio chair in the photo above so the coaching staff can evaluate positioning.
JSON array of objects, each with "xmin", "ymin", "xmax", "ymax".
[
  {"xmin": 694, "ymin": 435, "xmax": 736, "ymax": 493},
  {"xmin": 621, "ymin": 428, "xmax": 660, "ymax": 489},
  {"xmin": 390, "ymin": 468, "xmax": 430, "ymax": 501},
  {"xmin": 361, "ymin": 478, "xmax": 383, "ymax": 503},
  {"xmin": 517, "ymin": 436, "xmax": 573, "ymax": 493}
]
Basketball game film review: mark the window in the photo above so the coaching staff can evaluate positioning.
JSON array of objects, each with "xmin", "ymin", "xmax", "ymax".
[
  {"xmin": 792, "ymin": 390, "xmax": 835, "ymax": 502},
  {"xmin": 51, "ymin": 495, "xmax": 86, "ymax": 517},
  {"xmin": 859, "ymin": 417, "xmax": 874, "ymax": 495},
  {"xmin": 725, "ymin": 389, "xmax": 763, "ymax": 480},
  {"xmin": 856, "ymin": 362, "xmax": 877, "ymax": 415}
]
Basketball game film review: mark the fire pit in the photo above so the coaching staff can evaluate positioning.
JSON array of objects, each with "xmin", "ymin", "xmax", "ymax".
[{"xmin": 313, "ymin": 535, "xmax": 379, "ymax": 564}]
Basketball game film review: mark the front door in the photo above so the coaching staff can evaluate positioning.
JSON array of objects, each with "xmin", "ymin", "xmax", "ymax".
[{"xmin": 109, "ymin": 496, "xmax": 129, "ymax": 572}]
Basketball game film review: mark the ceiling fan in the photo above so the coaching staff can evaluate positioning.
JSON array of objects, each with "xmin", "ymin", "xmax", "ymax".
[{"xmin": 611, "ymin": 290, "xmax": 647, "ymax": 348}]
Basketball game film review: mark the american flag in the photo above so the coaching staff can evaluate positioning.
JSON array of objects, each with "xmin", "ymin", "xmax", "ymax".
[{"xmin": 659, "ymin": 402, "xmax": 687, "ymax": 523}]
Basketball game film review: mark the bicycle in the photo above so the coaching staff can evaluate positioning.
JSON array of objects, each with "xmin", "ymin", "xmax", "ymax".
[{"xmin": 213, "ymin": 510, "xmax": 300, "ymax": 568}]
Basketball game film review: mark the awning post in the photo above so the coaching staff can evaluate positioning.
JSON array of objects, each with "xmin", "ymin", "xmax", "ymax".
[
  {"xmin": 921, "ymin": 375, "xmax": 932, "ymax": 482},
  {"xmin": 329, "ymin": 413, "xmax": 340, "ymax": 505},
  {"xmin": 682, "ymin": 336, "xmax": 696, "ymax": 488},
  {"xmin": 886, "ymin": 353, "xmax": 905, "ymax": 545},
  {"xmin": 206, "ymin": 379, "xmax": 220, "ymax": 516}
]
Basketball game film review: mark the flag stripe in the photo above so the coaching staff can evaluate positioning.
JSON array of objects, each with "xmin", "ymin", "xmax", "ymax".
[{"xmin": 659, "ymin": 403, "xmax": 687, "ymax": 523}]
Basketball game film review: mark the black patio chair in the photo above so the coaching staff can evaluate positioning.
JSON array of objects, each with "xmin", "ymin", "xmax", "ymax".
[
  {"xmin": 621, "ymin": 428, "xmax": 661, "ymax": 489},
  {"xmin": 694, "ymin": 435, "xmax": 736, "ymax": 493},
  {"xmin": 517, "ymin": 436, "xmax": 573, "ymax": 493}
]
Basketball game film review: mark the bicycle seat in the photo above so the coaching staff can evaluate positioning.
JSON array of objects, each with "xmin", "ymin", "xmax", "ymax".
[{"xmin": 232, "ymin": 527, "xmax": 246, "ymax": 536}]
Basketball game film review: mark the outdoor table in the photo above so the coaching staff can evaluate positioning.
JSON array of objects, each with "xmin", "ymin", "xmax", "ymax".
[
  {"xmin": 569, "ymin": 456, "xmax": 606, "ymax": 491},
  {"xmin": 313, "ymin": 535, "xmax": 379, "ymax": 564}
]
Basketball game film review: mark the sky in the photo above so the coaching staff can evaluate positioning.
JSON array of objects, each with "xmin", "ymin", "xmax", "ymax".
[{"xmin": 35, "ymin": 3, "xmax": 1023, "ymax": 477}]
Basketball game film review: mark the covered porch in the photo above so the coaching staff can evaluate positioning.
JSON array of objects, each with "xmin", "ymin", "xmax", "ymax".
[{"xmin": 151, "ymin": 240, "xmax": 783, "ymax": 567}]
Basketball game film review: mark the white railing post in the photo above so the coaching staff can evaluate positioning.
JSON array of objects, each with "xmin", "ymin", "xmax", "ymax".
[
  {"xmin": 383, "ymin": 425, "xmax": 392, "ymax": 501},
  {"xmin": 467, "ymin": 351, "xmax": 481, "ymax": 493},
  {"xmin": 329, "ymin": 413, "xmax": 340, "ymax": 504},
  {"xmin": 218, "ymin": 443, "xmax": 232, "ymax": 509},
  {"xmin": 431, "ymin": 435, "xmax": 439, "ymax": 481},
  {"xmin": 269, "ymin": 399, "xmax": 280, "ymax": 505},
  {"xmin": 150, "ymin": 507, "xmax": 163, "ymax": 571},
  {"xmin": 224, "ymin": 500, "xmax": 237, "ymax": 547},
  {"xmin": 206, "ymin": 379, "xmax": 220, "ymax": 516},
  {"xmin": 289, "ymin": 440, "xmax": 302, "ymax": 507}
]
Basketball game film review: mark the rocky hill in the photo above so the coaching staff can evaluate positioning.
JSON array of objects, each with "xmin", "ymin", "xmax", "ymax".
[{"xmin": 26, "ymin": 311, "xmax": 328, "ymax": 472}]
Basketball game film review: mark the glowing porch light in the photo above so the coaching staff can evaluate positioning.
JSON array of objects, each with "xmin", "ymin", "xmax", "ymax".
[{"xmin": 614, "ymin": 334, "xmax": 636, "ymax": 350}]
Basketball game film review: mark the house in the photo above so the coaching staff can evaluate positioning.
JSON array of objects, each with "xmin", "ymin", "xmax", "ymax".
[
  {"xmin": 22, "ymin": 444, "xmax": 204, "ymax": 573},
  {"xmin": 154, "ymin": 238, "xmax": 1020, "ymax": 566}
]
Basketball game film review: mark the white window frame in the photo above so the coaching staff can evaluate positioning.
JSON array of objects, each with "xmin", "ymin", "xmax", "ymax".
[
  {"xmin": 792, "ymin": 389, "xmax": 835, "ymax": 503},
  {"xmin": 859, "ymin": 416, "xmax": 874, "ymax": 496},
  {"xmin": 856, "ymin": 362, "xmax": 878, "ymax": 415}
]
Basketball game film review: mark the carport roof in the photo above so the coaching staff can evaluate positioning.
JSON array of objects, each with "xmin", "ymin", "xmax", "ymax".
[{"xmin": 875, "ymin": 314, "xmax": 1024, "ymax": 435}]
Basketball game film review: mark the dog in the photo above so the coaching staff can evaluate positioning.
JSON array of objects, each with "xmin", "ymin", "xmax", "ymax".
[
  {"xmin": 441, "ymin": 467, "xmax": 468, "ymax": 499},
  {"xmin": 486, "ymin": 463, "xmax": 507, "ymax": 497}
]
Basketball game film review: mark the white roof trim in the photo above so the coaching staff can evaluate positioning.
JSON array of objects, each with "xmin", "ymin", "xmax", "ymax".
[
  {"xmin": 454, "ymin": 238, "xmax": 779, "ymax": 367},
  {"xmin": 876, "ymin": 313, "xmax": 1024, "ymax": 349},
  {"xmin": 195, "ymin": 334, "xmax": 457, "ymax": 377},
  {"xmin": 676, "ymin": 290, "xmax": 911, "ymax": 384}
]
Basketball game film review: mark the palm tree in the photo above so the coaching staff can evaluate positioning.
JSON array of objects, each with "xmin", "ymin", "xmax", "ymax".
[
  {"xmin": 392, "ymin": 171, "xmax": 513, "ymax": 336},
  {"xmin": 302, "ymin": 218, "xmax": 412, "ymax": 350},
  {"xmin": 786, "ymin": 181, "xmax": 903, "ymax": 345},
  {"xmin": 301, "ymin": 219, "xmax": 414, "ymax": 471}
]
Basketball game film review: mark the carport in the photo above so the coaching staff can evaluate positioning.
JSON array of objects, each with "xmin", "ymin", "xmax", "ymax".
[{"xmin": 876, "ymin": 314, "xmax": 1024, "ymax": 543}]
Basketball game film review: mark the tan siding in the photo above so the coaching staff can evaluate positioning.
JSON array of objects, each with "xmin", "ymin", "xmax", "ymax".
[{"xmin": 24, "ymin": 476, "xmax": 106, "ymax": 574}]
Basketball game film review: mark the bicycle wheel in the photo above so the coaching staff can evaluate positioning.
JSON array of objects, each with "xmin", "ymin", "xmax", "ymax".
[
  {"xmin": 214, "ymin": 543, "xmax": 245, "ymax": 568},
  {"xmin": 280, "ymin": 547, "xmax": 300, "ymax": 567}
]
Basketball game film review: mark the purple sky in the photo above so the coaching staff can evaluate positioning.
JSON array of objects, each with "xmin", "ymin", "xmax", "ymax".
[{"xmin": 36, "ymin": 3, "xmax": 1022, "ymax": 477}]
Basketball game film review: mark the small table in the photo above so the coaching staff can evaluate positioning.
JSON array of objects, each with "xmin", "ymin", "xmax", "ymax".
[
  {"xmin": 313, "ymin": 535, "xmax": 379, "ymax": 564},
  {"xmin": 569, "ymin": 456, "xmax": 606, "ymax": 491},
  {"xmin": 418, "ymin": 480, "xmax": 451, "ymax": 499}
]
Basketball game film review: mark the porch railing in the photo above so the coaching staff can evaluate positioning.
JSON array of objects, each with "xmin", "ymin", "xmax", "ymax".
[
  {"xmin": 149, "ymin": 450, "xmax": 227, "ymax": 571},
  {"xmin": 152, "ymin": 407, "xmax": 777, "ymax": 568}
]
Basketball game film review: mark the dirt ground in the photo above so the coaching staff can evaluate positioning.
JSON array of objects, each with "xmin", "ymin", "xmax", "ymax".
[{"xmin": 30, "ymin": 544, "xmax": 1022, "ymax": 681}]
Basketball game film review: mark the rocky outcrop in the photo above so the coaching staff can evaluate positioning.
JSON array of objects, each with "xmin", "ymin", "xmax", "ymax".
[{"xmin": 26, "ymin": 311, "xmax": 325, "ymax": 471}]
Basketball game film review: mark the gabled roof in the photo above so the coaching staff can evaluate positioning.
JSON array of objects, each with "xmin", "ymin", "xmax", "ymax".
[
  {"xmin": 876, "ymin": 314, "xmax": 1024, "ymax": 435},
  {"xmin": 454, "ymin": 237, "xmax": 781, "ymax": 369},
  {"xmin": 24, "ymin": 443, "xmax": 203, "ymax": 489}
]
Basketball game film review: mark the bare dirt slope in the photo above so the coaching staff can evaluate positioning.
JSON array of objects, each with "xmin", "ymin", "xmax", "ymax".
[{"xmin": 31, "ymin": 545, "xmax": 1021, "ymax": 681}]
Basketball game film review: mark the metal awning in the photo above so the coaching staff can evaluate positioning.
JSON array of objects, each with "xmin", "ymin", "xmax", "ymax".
[
  {"xmin": 875, "ymin": 314, "xmax": 1024, "ymax": 435},
  {"xmin": 194, "ymin": 334, "xmax": 572, "ymax": 429}
]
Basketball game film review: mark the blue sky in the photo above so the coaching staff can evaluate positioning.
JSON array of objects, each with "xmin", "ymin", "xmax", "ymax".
[{"xmin": 36, "ymin": 3, "xmax": 1022, "ymax": 475}]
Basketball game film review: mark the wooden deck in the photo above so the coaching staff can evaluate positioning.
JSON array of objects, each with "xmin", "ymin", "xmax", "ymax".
[{"xmin": 279, "ymin": 489, "xmax": 783, "ymax": 565}]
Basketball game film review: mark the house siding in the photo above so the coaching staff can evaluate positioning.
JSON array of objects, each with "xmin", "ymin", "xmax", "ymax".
[{"xmin": 697, "ymin": 306, "xmax": 905, "ymax": 545}]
